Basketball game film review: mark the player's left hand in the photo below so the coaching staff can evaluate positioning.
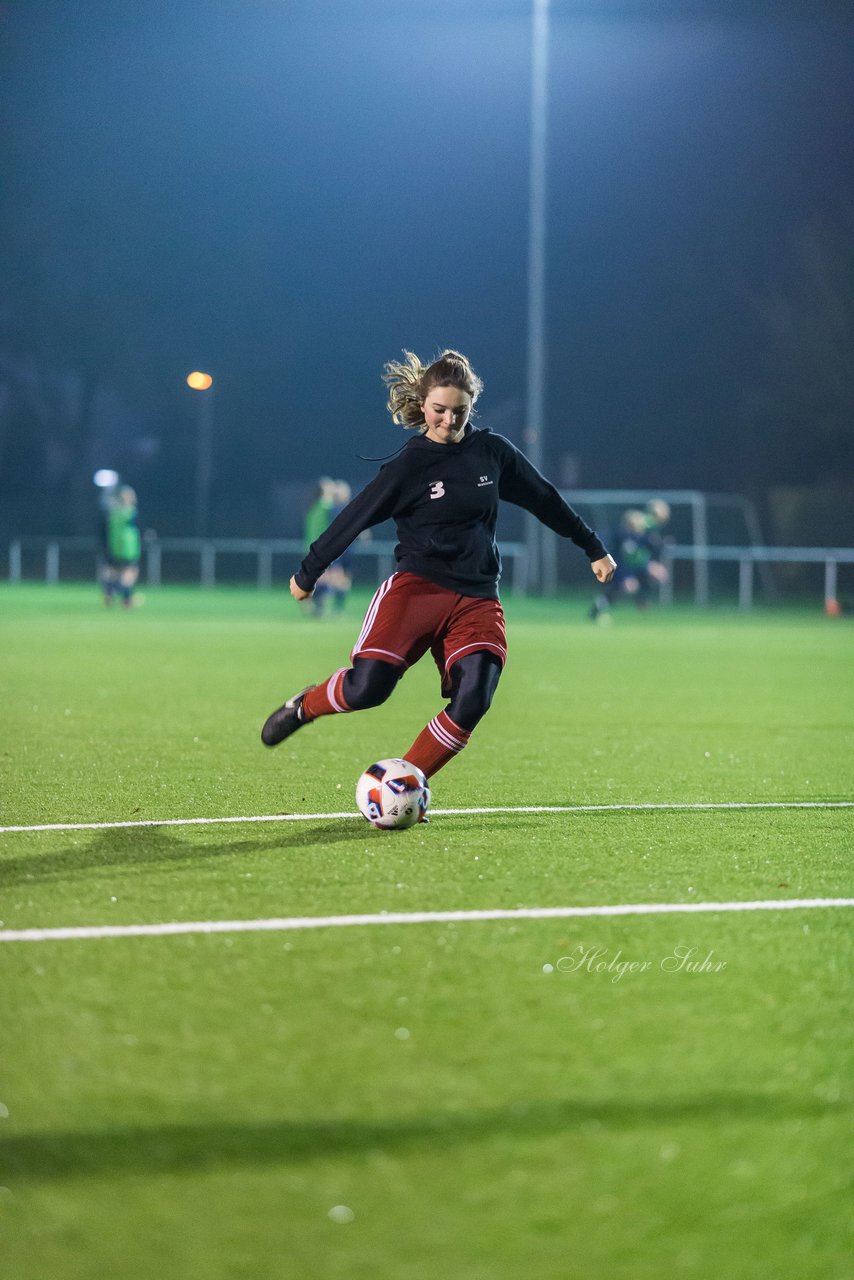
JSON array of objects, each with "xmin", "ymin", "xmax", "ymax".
[{"xmin": 591, "ymin": 554, "xmax": 617, "ymax": 584}]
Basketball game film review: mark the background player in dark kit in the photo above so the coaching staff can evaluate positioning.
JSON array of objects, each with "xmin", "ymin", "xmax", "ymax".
[
  {"xmin": 262, "ymin": 350, "xmax": 616, "ymax": 779},
  {"xmin": 589, "ymin": 499, "xmax": 671, "ymax": 622}
]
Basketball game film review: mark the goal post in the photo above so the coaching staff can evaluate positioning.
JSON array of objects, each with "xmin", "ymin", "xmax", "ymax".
[{"xmin": 545, "ymin": 489, "xmax": 766, "ymax": 604}]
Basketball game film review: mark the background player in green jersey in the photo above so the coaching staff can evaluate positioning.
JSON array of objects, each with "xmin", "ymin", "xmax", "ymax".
[{"xmin": 103, "ymin": 486, "xmax": 142, "ymax": 608}]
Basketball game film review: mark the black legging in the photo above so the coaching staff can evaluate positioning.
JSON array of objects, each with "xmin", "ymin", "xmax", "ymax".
[{"xmin": 342, "ymin": 651, "xmax": 502, "ymax": 730}]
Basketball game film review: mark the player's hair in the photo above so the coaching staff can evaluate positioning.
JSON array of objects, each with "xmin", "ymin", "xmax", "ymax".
[{"xmin": 382, "ymin": 349, "xmax": 483, "ymax": 430}]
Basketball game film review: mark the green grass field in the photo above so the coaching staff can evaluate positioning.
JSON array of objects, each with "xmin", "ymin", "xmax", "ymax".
[{"xmin": 2, "ymin": 583, "xmax": 852, "ymax": 1280}]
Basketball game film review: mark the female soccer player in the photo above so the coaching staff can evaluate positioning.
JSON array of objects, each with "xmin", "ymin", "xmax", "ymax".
[{"xmin": 262, "ymin": 349, "xmax": 616, "ymax": 780}]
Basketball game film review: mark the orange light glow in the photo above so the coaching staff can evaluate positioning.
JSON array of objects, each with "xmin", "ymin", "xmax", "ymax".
[{"xmin": 186, "ymin": 371, "xmax": 213, "ymax": 390}]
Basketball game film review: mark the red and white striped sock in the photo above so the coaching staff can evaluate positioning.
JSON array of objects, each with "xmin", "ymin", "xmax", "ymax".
[
  {"xmin": 404, "ymin": 710, "xmax": 471, "ymax": 779},
  {"xmin": 301, "ymin": 669, "xmax": 352, "ymax": 721}
]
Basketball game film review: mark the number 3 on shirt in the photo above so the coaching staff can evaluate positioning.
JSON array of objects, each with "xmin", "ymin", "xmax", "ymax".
[{"xmin": 429, "ymin": 481, "xmax": 445, "ymax": 500}]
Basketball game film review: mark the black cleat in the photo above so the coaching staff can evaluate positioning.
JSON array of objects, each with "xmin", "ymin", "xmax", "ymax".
[{"xmin": 261, "ymin": 686, "xmax": 315, "ymax": 747}]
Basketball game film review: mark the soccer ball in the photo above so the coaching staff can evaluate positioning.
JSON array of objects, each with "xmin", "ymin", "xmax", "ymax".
[{"xmin": 355, "ymin": 758, "xmax": 430, "ymax": 830}]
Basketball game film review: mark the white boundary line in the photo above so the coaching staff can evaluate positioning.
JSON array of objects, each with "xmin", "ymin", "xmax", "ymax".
[
  {"xmin": 1, "ymin": 801, "xmax": 852, "ymax": 835},
  {"xmin": 1, "ymin": 898, "xmax": 852, "ymax": 943}
]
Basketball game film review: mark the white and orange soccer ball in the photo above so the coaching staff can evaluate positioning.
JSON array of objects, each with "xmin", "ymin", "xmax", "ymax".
[{"xmin": 355, "ymin": 758, "xmax": 431, "ymax": 830}]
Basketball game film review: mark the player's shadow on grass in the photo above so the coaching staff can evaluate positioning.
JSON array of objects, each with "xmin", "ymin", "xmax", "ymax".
[
  {"xmin": 0, "ymin": 823, "xmax": 367, "ymax": 887},
  {"xmin": 1, "ymin": 811, "xmax": 581, "ymax": 889},
  {"xmin": 3, "ymin": 1093, "xmax": 845, "ymax": 1182}
]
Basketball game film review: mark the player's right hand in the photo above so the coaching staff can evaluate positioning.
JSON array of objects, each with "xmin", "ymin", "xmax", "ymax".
[{"xmin": 289, "ymin": 575, "xmax": 312, "ymax": 601}]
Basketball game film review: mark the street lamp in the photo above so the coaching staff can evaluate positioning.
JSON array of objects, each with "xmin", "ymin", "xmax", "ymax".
[{"xmin": 186, "ymin": 371, "xmax": 214, "ymax": 537}]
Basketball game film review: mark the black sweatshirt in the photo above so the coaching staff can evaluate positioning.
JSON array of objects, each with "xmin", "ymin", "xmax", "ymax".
[{"xmin": 295, "ymin": 426, "xmax": 608, "ymax": 600}]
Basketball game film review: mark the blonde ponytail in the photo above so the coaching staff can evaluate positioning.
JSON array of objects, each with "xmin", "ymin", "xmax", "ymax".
[{"xmin": 382, "ymin": 350, "xmax": 427, "ymax": 428}]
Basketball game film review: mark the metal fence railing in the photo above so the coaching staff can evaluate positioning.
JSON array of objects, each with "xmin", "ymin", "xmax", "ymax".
[
  {"xmin": 6, "ymin": 535, "xmax": 531, "ymax": 594},
  {"xmin": 661, "ymin": 545, "xmax": 854, "ymax": 609},
  {"xmin": 7, "ymin": 535, "xmax": 851, "ymax": 606}
]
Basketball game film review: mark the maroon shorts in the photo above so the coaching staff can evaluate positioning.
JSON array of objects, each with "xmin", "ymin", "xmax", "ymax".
[{"xmin": 352, "ymin": 572, "xmax": 507, "ymax": 697}]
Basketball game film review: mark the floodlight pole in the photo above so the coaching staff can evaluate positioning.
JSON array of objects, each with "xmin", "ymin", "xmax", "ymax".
[
  {"xmin": 187, "ymin": 372, "xmax": 215, "ymax": 538},
  {"xmin": 525, "ymin": 0, "xmax": 550, "ymax": 593},
  {"xmin": 195, "ymin": 388, "xmax": 214, "ymax": 538}
]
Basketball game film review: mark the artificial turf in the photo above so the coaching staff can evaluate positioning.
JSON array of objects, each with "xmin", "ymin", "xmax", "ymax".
[{"xmin": 1, "ymin": 583, "xmax": 852, "ymax": 1279}]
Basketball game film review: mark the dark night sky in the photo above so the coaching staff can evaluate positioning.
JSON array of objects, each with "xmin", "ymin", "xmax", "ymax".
[{"xmin": 0, "ymin": 0, "xmax": 852, "ymax": 535}]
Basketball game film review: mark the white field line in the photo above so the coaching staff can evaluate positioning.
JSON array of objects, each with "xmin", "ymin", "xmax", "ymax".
[
  {"xmin": 1, "ymin": 898, "xmax": 852, "ymax": 943},
  {"xmin": 1, "ymin": 801, "xmax": 852, "ymax": 836}
]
